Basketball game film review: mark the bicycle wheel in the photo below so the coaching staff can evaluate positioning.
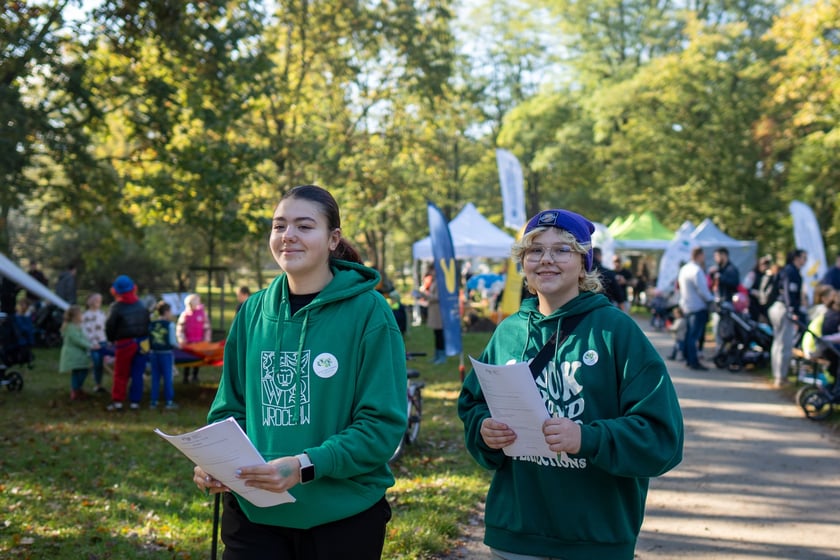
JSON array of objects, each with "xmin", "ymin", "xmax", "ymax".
[
  {"xmin": 405, "ymin": 386, "xmax": 422, "ymax": 445},
  {"xmin": 800, "ymin": 387, "xmax": 833, "ymax": 421},
  {"xmin": 4, "ymin": 370, "xmax": 23, "ymax": 392},
  {"xmin": 795, "ymin": 384, "xmax": 820, "ymax": 408},
  {"xmin": 389, "ymin": 386, "xmax": 423, "ymax": 463}
]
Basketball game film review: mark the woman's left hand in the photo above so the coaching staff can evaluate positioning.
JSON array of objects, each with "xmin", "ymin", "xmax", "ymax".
[
  {"xmin": 542, "ymin": 418, "xmax": 582, "ymax": 454},
  {"xmin": 235, "ymin": 456, "xmax": 302, "ymax": 493}
]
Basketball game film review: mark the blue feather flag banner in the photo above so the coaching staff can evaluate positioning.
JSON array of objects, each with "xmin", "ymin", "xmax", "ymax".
[{"xmin": 427, "ymin": 202, "xmax": 463, "ymax": 356}]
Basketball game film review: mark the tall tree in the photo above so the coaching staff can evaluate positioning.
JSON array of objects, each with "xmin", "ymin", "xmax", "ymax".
[
  {"xmin": 243, "ymin": 0, "xmax": 456, "ymax": 270},
  {"xmin": 764, "ymin": 0, "xmax": 840, "ymax": 250},
  {"xmin": 586, "ymin": 17, "xmax": 780, "ymax": 241},
  {"xmin": 0, "ymin": 1, "xmax": 101, "ymax": 257},
  {"xmin": 87, "ymin": 1, "xmax": 271, "ymax": 289}
]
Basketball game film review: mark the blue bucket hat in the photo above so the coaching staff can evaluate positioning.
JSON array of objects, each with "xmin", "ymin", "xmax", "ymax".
[
  {"xmin": 112, "ymin": 274, "xmax": 135, "ymax": 294},
  {"xmin": 524, "ymin": 209, "xmax": 595, "ymax": 271}
]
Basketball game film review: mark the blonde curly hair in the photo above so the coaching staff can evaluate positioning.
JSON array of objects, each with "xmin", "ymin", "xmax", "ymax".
[{"xmin": 511, "ymin": 228, "xmax": 603, "ymax": 295}]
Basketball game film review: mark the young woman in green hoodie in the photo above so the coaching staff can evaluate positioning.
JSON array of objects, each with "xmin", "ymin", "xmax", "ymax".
[
  {"xmin": 193, "ymin": 185, "xmax": 407, "ymax": 559},
  {"xmin": 459, "ymin": 208, "xmax": 684, "ymax": 560}
]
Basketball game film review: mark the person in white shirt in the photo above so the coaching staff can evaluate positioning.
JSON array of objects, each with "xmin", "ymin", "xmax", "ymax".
[
  {"xmin": 678, "ymin": 247, "xmax": 715, "ymax": 370},
  {"xmin": 81, "ymin": 292, "xmax": 110, "ymax": 393}
]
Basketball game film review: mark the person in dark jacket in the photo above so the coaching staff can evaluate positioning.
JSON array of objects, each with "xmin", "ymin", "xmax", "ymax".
[
  {"xmin": 710, "ymin": 247, "xmax": 741, "ymax": 350},
  {"xmin": 105, "ymin": 275, "xmax": 150, "ymax": 411},
  {"xmin": 768, "ymin": 249, "xmax": 808, "ymax": 388},
  {"xmin": 54, "ymin": 263, "xmax": 78, "ymax": 304},
  {"xmin": 820, "ymin": 252, "xmax": 840, "ymax": 290},
  {"xmin": 592, "ymin": 247, "xmax": 622, "ymax": 307},
  {"xmin": 710, "ymin": 247, "xmax": 740, "ymax": 302},
  {"xmin": 25, "ymin": 260, "xmax": 49, "ymax": 309}
]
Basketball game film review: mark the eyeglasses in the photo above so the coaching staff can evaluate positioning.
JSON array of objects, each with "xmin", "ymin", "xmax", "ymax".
[{"xmin": 523, "ymin": 244, "xmax": 577, "ymax": 263}]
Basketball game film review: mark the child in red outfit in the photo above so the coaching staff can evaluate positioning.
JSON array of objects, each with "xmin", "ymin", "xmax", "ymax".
[{"xmin": 105, "ymin": 275, "xmax": 150, "ymax": 411}]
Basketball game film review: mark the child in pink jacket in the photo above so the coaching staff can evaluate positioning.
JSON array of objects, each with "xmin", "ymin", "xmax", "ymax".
[{"xmin": 175, "ymin": 293, "xmax": 211, "ymax": 383}]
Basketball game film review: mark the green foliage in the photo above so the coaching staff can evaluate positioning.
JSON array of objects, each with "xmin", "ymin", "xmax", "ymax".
[
  {"xmin": 0, "ymin": 327, "xmax": 495, "ymax": 559},
  {"xmin": 0, "ymin": 1, "xmax": 104, "ymax": 254},
  {"xmin": 583, "ymin": 17, "xmax": 780, "ymax": 239},
  {"xmin": 4, "ymin": 0, "xmax": 838, "ymax": 276},
  {"xmin": 764, "ymin": 0, "xmax": 840, "ymax": 251}
]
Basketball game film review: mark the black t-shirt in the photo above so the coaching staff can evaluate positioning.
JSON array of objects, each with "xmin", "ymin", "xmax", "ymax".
[{"xmin": 289, "ymin": 292, "xmax": 319, "ymax": 316}]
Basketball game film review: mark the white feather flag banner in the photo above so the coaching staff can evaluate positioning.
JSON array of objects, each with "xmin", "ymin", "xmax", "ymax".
[
  {"xmin": 495, "ymin": 149, "xmax": 526, "ymax": 230},
  {"xmin": 790, "ymin": 200, "xmax": 827, "ymax": 306}
]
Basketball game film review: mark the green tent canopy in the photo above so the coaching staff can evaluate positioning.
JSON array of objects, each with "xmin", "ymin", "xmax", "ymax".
[{"xmin": 607, "ymin": 211, "xmax": 673, "ymax": 250}]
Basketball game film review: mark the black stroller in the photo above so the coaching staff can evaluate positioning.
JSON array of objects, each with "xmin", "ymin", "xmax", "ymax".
[
  {"xmin": 648, "ymin": 292, "xmax": 677, "ymax": 331},
  {"xmin": 0, "ymin": 312, "xmax": 34, "ymax": 392},
  {"xmin": 713, "ymin": 300, "xmax": 773, "ymax": 372},
  {"xmin": 31, "ymin": 303, "xmax": 63, "ymax": 347}
]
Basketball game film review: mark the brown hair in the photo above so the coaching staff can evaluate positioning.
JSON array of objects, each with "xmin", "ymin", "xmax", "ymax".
[
  {"xmin": 155, "ymin": 300, "xmax": 171, "ymax": 317},
  {"xmin": 62, "ymin": 305, "xmax": 82, "ymax": 325},
  {"xmin": 281, "ymin": 185, "xmax": 362, "ymax": 264}
]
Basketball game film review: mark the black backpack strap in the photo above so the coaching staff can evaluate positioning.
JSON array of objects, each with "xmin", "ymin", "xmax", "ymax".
[{"xmin": 529, "ymin": 314, "xmax": 585, "ymax": 379}]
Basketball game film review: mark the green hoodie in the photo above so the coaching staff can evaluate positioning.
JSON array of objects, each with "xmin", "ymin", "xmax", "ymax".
[
  {"xmin": 208, "ymin": 260, "xmax": 407, "ymax": 528},
  {"xmin": 458, "ymin": 292, "xmax": 683, "ymax": 559}
]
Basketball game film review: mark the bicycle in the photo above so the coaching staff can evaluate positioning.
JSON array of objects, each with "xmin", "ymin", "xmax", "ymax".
[
  {"xmin": 798, "ymin": 382, "xmax": 840, "ymax": 421},
  {"xmin": 0, "ymin": 312, "xmax": 29, "ymax": 393},
  {"xmin": 391, "ymin": 352, "xmax": 426, "ymax": 462},
  {"xmin": 790, "ymin": 315, "xmax": 840, "ymax": 421},
  {"xmin": 0, "ymin": 364, "xmax": 24, "ymax": 392}
]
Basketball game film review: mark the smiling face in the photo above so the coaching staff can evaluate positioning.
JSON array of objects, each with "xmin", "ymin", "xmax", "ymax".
[
  {"xmin": 269, "ymin": 197, "xmax": 341, "ymax": 293},
  {"xmin": 86, "ymin": 293, "xmax": 102, "ymax": 310},
  {"xmin": 522, "ymin": 228, "xmax": 585, "ymax": 314}
]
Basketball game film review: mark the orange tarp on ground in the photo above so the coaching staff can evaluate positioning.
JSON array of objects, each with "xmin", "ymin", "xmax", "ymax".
[{"xmin": 176, "ymin": 340, "xmax": 225, "ymax": 367}]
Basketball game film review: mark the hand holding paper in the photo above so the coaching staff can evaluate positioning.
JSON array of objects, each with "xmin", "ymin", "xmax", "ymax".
[
  {"xmin": 469, "ymin": 356, "xmax": 557, "ymax": 458},
  {"xmin": 155, "ymin": 417, "xmax": 296, "ymax": 507}
]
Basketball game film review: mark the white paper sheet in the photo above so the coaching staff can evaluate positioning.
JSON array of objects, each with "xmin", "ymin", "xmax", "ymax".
[
  {"xmin": 469, "ymin": 356, "xmax": 557, "ymax": 458},
  {"xmin": 155, "ymin": 417, "xmax": 296, "ymax": 507}
]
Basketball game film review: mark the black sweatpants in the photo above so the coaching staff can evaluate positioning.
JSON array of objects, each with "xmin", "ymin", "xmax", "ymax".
[{"xmin": 220, "ymin": 492, "xmax": 391, "ymax": 560}]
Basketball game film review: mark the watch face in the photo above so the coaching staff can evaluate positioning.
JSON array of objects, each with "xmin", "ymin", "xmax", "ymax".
[{"xmin": 301, "ymin": 465, "xmax": 315, "ymax": 483}]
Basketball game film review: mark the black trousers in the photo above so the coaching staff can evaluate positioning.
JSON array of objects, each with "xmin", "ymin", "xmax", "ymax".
[{"xmin": 220, "ymin": 492, "xmax": 391, "ymax": 560}]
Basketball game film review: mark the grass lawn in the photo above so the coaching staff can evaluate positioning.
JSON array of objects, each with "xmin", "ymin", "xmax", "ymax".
[{"xmin": 0, "ymin": 322, "xmax": 495, "ymax": 559}]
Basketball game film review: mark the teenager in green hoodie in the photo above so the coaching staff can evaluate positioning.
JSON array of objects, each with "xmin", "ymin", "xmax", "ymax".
[
  {"xmin": 193, "ymin": 185, "xmax": 407, "ymax": 559},
  {"xmin": 458, "ymin": 209, "xmax": 684, "ymax": 560}
]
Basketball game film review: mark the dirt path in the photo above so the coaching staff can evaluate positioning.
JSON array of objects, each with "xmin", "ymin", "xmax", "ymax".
[{"xmin": 439, "ymin": 318, "xmax": 840, "ymax": 560}]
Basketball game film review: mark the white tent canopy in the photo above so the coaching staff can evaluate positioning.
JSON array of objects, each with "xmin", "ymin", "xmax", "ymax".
[
  {"xmin": 412, "ymin": 203, "xmax": 515, "ymax": 260},
  {"xmin": 691, "ymin": 219, "xmax": 757, "ymax": 276},
  {"xmin": 655, "ymin": 221, "xmax": 696, "ymax": 293},
  {"xmin": 656, "ymin": 219, "xmax": 757, "ymax": 294},
  {"xmin": 0, "ymin": 252, "xmax": 70, "ymax": 311}
]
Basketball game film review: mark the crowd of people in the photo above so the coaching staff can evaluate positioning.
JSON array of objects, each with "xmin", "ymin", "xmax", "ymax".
[
  {"xmin": 5, "ymin": 189, "xmax": 840, "ymax": 558},
  {"xmin": 667, "ymin": 246, "xmax": 840, "ymax": 391},
  {"xmin": 62, "ymin": 278, "xmax": 226, "ymax": 411},
  {"xmin": 0, "ymin": 258, "xmax": 251, "ymax": 410}
]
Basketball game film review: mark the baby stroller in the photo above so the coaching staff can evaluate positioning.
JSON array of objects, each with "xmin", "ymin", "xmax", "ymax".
[
  {"xmin": 0, "ymin": 312, "xmax": 34, "ymax": 392},
  {"xmin": 32, "ymin": 303, "xmax": 63, "ymax": 347},
  {"xmin": 648, "ymin": 292, "xmax": 677, "ymax": 331},
  {"xmin": 713, "ymin": 299, "xmax": 772, "ymax": 372}
]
